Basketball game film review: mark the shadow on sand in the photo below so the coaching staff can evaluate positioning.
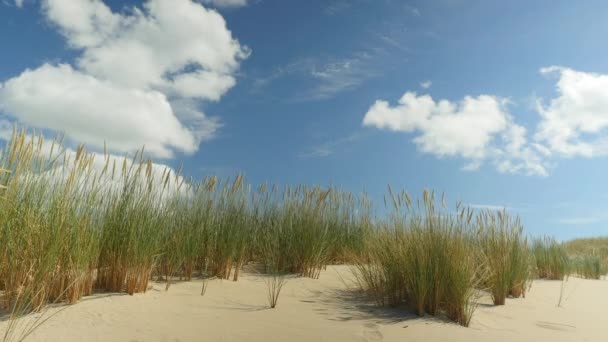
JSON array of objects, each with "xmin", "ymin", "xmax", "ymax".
[{"xmin": 302, "ymin": 287, "xmax": 459, "ymax": 327}]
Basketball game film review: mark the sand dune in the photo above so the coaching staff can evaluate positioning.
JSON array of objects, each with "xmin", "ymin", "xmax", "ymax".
[{"xmin": 1, "ymin": 266, "xmax": 604, "ymax": 342}]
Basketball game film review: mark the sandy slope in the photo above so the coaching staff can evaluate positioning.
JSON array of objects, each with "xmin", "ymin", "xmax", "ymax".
[{"xmin": 0, "ymin": 266, "xmax": 605, "ymax": 342}]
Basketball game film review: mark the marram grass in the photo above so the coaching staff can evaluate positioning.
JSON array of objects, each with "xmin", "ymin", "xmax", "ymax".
[
  {"xmin": 0, "ymin": 128, "xmax": 604, "ymax": 338},
  {"xmin": 476, "ymin": 210, "xmax": 532, "ymax": 305},
  {"xmin": 352, "ymin": 190, "xmax": 483, "ymax": 327},
  {"xmin": 564, "ymin": 237, "xmax": 608, "ymax": 279},
  {"xmin": 532, "ymin": 236, "xmax": 569, "ymax": 280},
  {"xmin": 0, "ymin": 129, "xmax": 371, "ymax": 318}
]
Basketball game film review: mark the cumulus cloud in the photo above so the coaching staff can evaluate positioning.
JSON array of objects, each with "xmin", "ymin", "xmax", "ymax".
[
  {"xmin": 42, "ymin": 0, "xmax": 120, "ymax": 48},
  {"xmin": 0, "ymin": 64, "xmax": 199, "ymax": 158},
  {"xmin": 494, "ymin": 123, "xmax": 550, "ymax": 176},
  {"xmin": 363, "ymin": 92, "xmax": 548, "ymax": 176},
  {"xmin": 0, "ymin": 0, "xmax": 248, "ymax": 158},
  {"xmin": 420, "ymin": 80, "xmax": 432, "ymax": 89},
  {"xmin": 363, "ymin": 93, "xmax": 508, "ymax": 160},
  {"xmin": 535, "ymin": 66, "xmax": 608, "ymax": 158},
  {"xmin": 363, "ymin": 66, "xmax": 608, "ymax": 176},
  {"xmin": 24, "ymin": 133, "xmax": 189, "ymax": 201}
]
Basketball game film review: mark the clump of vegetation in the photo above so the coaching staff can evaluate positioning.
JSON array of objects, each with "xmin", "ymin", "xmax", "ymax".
[
  {"xmin": 569, "ymin": 254, "xmax": 603, "ymax": 279},
  {"xmin": 532, "ymin": 236, "xmax": 608, "ymax": 280},
  {"xmin": 264, "ymin": 272, "xmax": 288, "ymax": 309},
  {"xmin": 477, "ymin": 210, "xmax": 532, "ymax": 305},
  {"xmin": 0, "ymin": 129, "xmax": 371, "ymax": 318},
  {"xmin": 2, "ymin": 127, "xmax": 606, "ymax": 337},
  {"xmin": 564, "ymin": 237, "xmax": 608, "ymax": 279},
  {"xmin": 352, "ymin": 189, "xmax": 482, "ymax": 327},
  {"xmin": 532, "ymin": 237, "xmax": 569, "ymax": 280},
  {"xmin": 352, "ymin": 190, "xmax": 539, "ymax": 325},
  {"xmin": 564, "ymin": 237, "xmax": 608, "ymax": 256}
]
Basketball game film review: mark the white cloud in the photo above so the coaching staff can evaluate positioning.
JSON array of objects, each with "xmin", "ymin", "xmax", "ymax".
[
  {"xmin": 535, "ymin": 66, "xmax": 608, "ymax": 158},
  {"xmin": 200, "ymin": 0, "xmax": 248, "ymax": 8},
  {"xmin": 493, "ymin": 123, "xmax": 550, "ymax": 176},
  {"xmin": 0, "ymin": 64, "xmax": 200, "ymax": 158},
  {"xmin": 363, "ymin": 92, "xmax": 508, "ymax": 160},
  {"xmin": 0, "ymin": 0, "xmax": 248, "ymax": 158},
  {"xmin": 364, "ymin": 67, "xmax": 608, "ymax": 176},
  {"xmin": 16, "ymin": 132, "xmax": 189, "ymax": 201},
  {"xmin": 420, "ymin": 80, "xmax": 432, "ymax": 89},
  {"xmin": 363, "ymin": 92, "xmax": 548, "ymax": 175},
  {"xmin": 42, "ymin": 0, "xmax": 120, "ymax": 48},
  {"xmin": 45, "ymin": 0, "xmax": 249, "ymax": 100}
]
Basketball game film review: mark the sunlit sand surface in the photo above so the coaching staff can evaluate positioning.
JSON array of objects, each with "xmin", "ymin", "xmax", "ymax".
[{"xmin": 1, "ymin": 265, "xmax": 604, "ymax": 342}]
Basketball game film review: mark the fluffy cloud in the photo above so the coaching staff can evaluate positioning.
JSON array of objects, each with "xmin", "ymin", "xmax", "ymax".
[
  {"xmin": 363, "ymin": 66, "xmax": 608, "ymax": 176},
  {"xmin": 363, "ymin": 92, "xmax": 548, "ymax": 175},
  {"xmin": 363, "ymin": 93, "xmax": 508, "ymax": 160},
  {"xmin": 13, "ymin": 132, "xmax": 189, "ymax": 201},
  {"xmin": 59, "ymin": 0, "xmax": 249, "ymax": 98},
  {"xmin": 0, "ymin": 0, "xmax": 248, "ymax": 158},
  {"xmin": 535, "ymin": 66, "xmax": 608, "ymax": 157},
  {"xmin": 494, "ymin": 124, "xmax": 550, "ymax": 176},
  {"xmin": 0, "ymin": 64, "xmax": 199, "ymax": 158},
  {"xmin": 42, "ymin": 0, "xmax": 120, "ymax": 48}
]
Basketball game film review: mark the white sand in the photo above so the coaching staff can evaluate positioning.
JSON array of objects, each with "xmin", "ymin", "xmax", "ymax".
[{"xmin": 1, "ymin": 266, "xmax": 605, "ymax": 342}]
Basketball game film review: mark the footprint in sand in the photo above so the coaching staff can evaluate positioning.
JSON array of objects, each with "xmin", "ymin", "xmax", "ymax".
[{"xmin": 361, "ymin": 322, "xmax": 384, "ymax": 342}]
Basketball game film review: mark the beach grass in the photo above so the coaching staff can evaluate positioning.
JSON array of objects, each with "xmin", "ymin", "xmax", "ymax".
[
  {"xmin": 476, "ymin": 210, "xmax": 532, "ymax": 305},
  {"xmin": 352, "ymin": 190, "xmax": 482, "ymax": 326},
  {"xmin": 564, "ymin": 237, "xmax": 608, "ymax": 279},
  {"xmin": 532, "ymin": 237, "xmax": 569, "ymax": 280},
  {"xmin": 0, "ymin": 128, "xmax": 605, "ymax": 338}
]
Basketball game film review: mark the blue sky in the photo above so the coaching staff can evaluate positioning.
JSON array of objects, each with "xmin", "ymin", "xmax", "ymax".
[{"xmin": 1, "ymin": 0, "xmax": 608, "ymax": 239}]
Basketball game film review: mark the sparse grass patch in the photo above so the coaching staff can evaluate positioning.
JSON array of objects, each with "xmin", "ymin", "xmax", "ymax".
[{"xmin": 264, "ymin": 272, "xmax": 288, "ymax": 309}]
